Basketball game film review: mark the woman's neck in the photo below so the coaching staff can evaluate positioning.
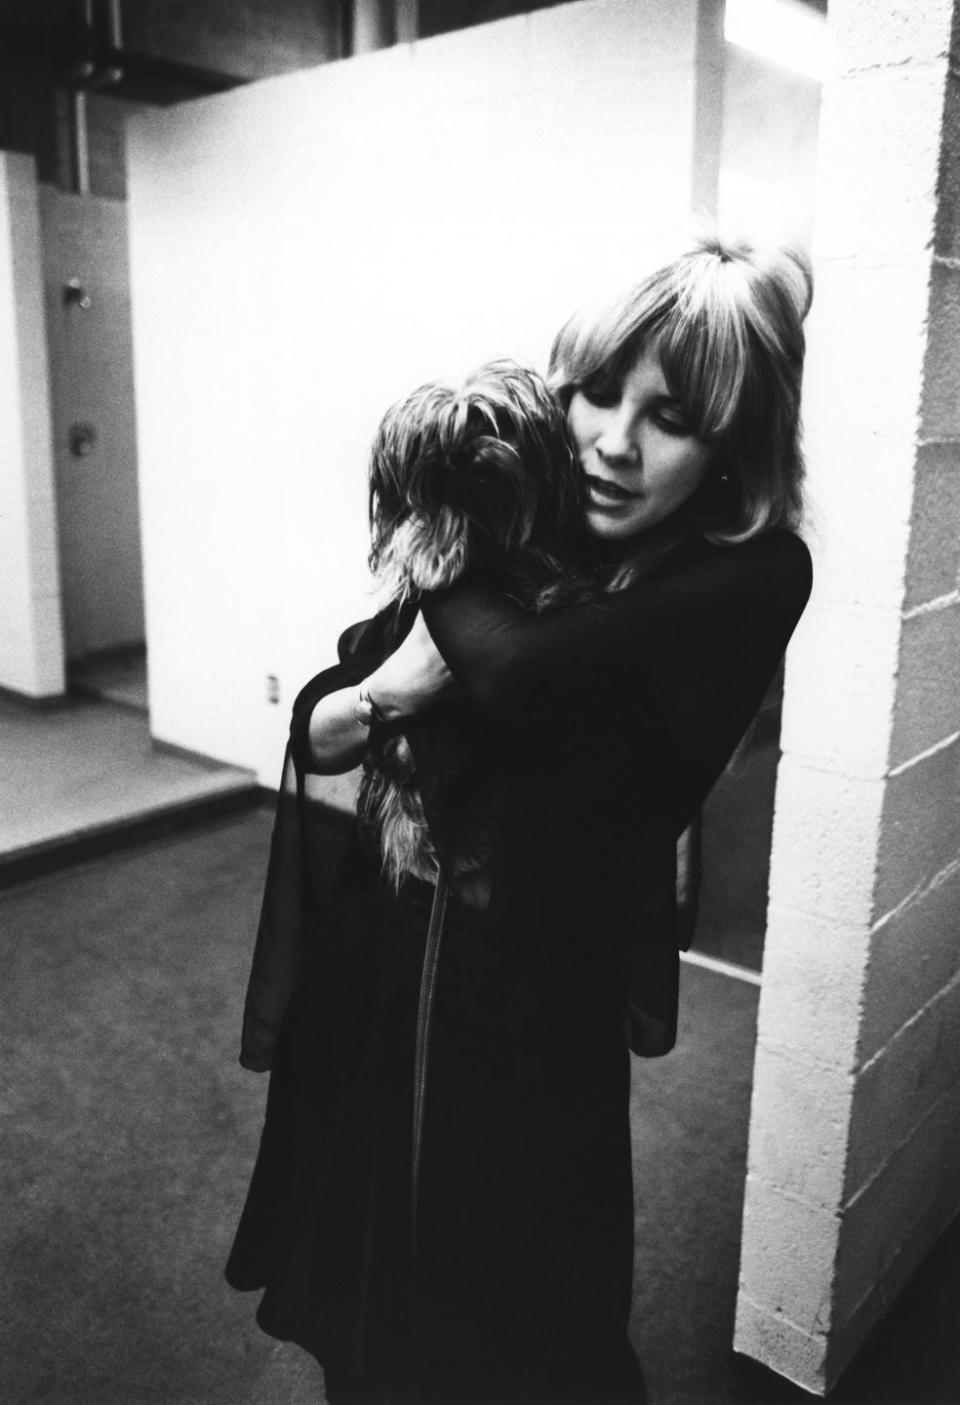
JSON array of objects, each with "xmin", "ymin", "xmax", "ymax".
[{"xmin": 577, "ymin": 518, "xmax": 694, "ymax": 571}]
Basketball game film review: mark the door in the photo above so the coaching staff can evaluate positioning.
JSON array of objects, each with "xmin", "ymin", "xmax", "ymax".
[{"xmin": 40, "ymin": 186, "xmax": 145, "ymax": 663}]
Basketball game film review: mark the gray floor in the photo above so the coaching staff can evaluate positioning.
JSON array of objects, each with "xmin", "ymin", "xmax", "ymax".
[
  {"xmin": 1, "ymin": 655, "xmax": 958, "ymax": 1404},
  {"xmin": 0, "ymin": 655, "xmax": 255, "ymax": 862},
  {"xmin": 2, "ymin": 806, "xmax": 956, "ymax": 1405}
]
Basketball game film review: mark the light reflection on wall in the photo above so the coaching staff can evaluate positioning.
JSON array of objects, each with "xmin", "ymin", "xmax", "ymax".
[
  {"xmin": 725, "ymin": 0, "xmax": 834, "ymax": 81},
  {"xmin": 720, "ymin": 0, "xmax": 830, "ymax": 248}
]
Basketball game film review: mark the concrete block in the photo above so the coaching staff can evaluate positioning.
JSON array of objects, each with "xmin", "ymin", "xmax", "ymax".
[
  {"xmin": 801, "ymin": 433, "xmax": 914, "ymax": 613},
  {"xmin": 844, "ymin": 977, "xmax": 960, "ymax": 1196},
  {"xmin": 876, "ymin": 739, "xmax": 960, "ymax": 915},
  {"xmin": 826, "ymin": 1147, "xmax": 960, "ymax": 1388},
  {"xmin": 759, "ymin": 907, "xmax": 869, "ymax": 1073},
  {"xmin": 767, "ymin": 760, "xmax": 884, "ymax": 927},
  {"xmin": 802, "ymin": 260, "xmax": 930, "ymax": 444},
  {"xmin": 835, "ymin": 1082, "xmax": 960, "ymax": 1324},
  {"xmin": 889, "ymin": 604, "xmax": 960, "ymax": 768},
  {"xmin": 920, "ymin": 261, "xmax": 960, "ymax": 439},
  {"xmin": 813, "ymin": 66, "xmax": 944, "ymax": 262},
  {"xmin": 828, "ymin": 0, "xmax": 954, "ymax": 75},
  {"xmin": 748, "ymin": 1043, "xmax": 854, "ymax": 1210},
  {"xmin": 738, "ymin": 1174, "xmax": 841, "ymax": 1333},
  {"xmin": 777, "ymin": 604, "xmax": 900, "ymax": 777},
  {"xmin": 861, "ymin": 863, "xmax": 960, "ymax": 1061},
  {"xmin": 734, "ymin": 1294, "xmax": 829, "ymax": 1397},
  {"xmin": 935, "ymin": 72, "xmax": 960, "ymax": 259},
  {"xmin": 904, "ymin": 442, "xmax": 960, "ymax": 610}
]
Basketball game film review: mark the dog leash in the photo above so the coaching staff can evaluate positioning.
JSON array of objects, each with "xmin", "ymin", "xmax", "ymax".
[
  {"xmin": 410, "ymin": 867, "xmax": 450, "ymax": 1243},
  {"xmin": 406, "ymin": 867, "xmax": 451, "ymax": 1403}
]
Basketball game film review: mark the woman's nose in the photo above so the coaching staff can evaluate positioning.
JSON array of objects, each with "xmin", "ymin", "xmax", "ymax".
[{"xmin": 595, "ymin": 413, "xmax": 639, "ymax": 466}]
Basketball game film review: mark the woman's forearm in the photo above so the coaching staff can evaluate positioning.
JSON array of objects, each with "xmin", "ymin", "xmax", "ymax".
[
  {"xmin": 306, "ymin": 611, "xmax": 455, "ymax": 771},
  {"xmin": 359, "ymin": 611, "xmax": 455, "ymax": 720},
  {"xmin": 305, "ymin": 669, "xmax": 429, "ymax": 772},
  {"xmin": 307, "ymin": 683, "xmax": 372, "ymax": 773}
]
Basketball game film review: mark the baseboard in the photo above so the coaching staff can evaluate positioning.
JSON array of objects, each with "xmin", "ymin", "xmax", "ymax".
[
  {"xmin": 0, "ymin": 683, "xmax": 72, "ymax": 711},
  {"xmin": 0, "ymin": 784, "xmax": 270, "ymax": 890}
]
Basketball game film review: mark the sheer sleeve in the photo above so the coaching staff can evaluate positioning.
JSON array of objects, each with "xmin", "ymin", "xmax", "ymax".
[
  {"xmin": 288, "ymin": 601, "xmax": 417, "ymax": 775},
  {"xmin": 421, "ymin": 530, "xmax": 811, "ymax": 723},
  {"xmin": 420, "ymin": 530, "xmax": 810, "ymax": 1059},
  {"xmin": 239, "ymin": 601, "xmax": 416, "ymax": 1070},
  {"xmin": 421, "ymin": 529, "xmax": 812, "ymax": 831}
]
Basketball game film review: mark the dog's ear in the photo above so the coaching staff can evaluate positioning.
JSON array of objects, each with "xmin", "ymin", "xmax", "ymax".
[
  {"xmin": 375, "ymin": 508, "xmax": 469, "ymax": 597},
  {"xmin": 443, "ymin": 437, "xmax": 537, "ymax": 557}
]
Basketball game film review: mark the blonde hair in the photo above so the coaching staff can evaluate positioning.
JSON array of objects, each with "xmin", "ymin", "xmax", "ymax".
[{"xmin": 548, "ymin": 234, "xmax": 812, "ymax": 554}]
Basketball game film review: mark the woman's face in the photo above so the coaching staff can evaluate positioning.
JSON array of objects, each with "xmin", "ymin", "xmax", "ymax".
[{"xmin": 567, "ymin": 343, "xmax": 714, "ymax": 541}]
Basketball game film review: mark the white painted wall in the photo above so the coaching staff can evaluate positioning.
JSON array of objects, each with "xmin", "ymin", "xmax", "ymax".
[
  {"xmin": 0, "ymin": 153, "xmax": 64, "ymax": 699},
  {"xmin": 40, "ymin": 189, "xmax": 145, "ymax": 662},
  {"xmin": 719, "ymin": 43, "xmax": 822, "ymax": 248},
  {"xmin": 735, "ymin": 0, "xmax": 960, "ymax": 1392},
  {"xmin": 127, "ymin": 0, "xmax": 715, "ymax": 785}
]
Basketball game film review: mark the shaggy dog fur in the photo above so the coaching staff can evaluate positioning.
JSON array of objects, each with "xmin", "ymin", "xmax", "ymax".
[{"xmin": 358, "ymin": 360, "xmax": 589, "ymax": 890}]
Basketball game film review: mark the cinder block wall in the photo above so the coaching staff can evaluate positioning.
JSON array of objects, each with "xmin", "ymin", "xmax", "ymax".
[
  {"xmin": 127, "ymin": 0, "xmax": 719, "ymax": 784},
  {"xmin": 0, "ymin": 152, "xmax": 64, "ymax": 698},
  {"xmin": 735, "ymin": 0, "xmax": 960, "ymax": 1392}
]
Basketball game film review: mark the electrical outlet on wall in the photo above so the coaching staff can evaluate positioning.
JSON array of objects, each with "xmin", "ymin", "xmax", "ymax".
[{"xmin": 266, "ymin": 674, "xmax": 280, "ymax": 705}]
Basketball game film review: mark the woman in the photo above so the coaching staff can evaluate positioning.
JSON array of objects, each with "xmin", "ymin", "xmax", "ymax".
[{"xmin": 226, "ymin": 235, "xmax": 814, "ymax": 1405}]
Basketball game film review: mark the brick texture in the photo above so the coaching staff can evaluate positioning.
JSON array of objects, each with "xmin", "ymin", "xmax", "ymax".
[
  {"xmin": 903, "ymin": 442, "xmax": 960, "ymax": 610},
  {"xmin": 860, "ymin": 864, "xmax": 960, "ymax": 1061},
  {"xmin": 742, "ymin": 0, "xmax": 960, "ymax": 1391}
]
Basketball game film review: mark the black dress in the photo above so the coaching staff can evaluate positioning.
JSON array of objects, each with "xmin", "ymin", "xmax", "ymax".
[{"xmin": 225, "ymin": 528, "xmax": 812, "ymax": 1405}]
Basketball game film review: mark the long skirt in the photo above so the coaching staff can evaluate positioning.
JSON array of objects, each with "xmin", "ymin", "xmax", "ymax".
[{"xmin": 226, "ymin": 858, "xmax": 644, "ymax": 1405}]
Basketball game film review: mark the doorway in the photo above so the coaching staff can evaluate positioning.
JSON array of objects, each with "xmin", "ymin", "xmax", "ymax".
[{"xmin": 39, "ymin": 185, "xmax": 147, "ymax": 709}]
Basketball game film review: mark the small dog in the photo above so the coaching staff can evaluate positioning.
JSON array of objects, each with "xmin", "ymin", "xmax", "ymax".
[{"xmin": 359, "ymin": 359, "xmax": 589, "ymax": 893}]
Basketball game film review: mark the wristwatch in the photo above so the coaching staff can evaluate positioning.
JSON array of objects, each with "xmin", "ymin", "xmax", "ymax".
[{"xmin": 353, "ymin": 682, "xmax": 380, "ymax": 728}]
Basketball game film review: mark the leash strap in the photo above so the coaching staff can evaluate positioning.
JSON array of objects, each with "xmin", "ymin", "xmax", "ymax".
[{"xmin": 410, "ymin": 870, "xmax": 450, "ymax": 1243}]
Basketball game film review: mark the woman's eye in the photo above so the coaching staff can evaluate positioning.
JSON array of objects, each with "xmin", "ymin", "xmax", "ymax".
[
  {"xmin": 653, "ymin": 406, "xmax": 691, "ymax": 436},
  {"xmin": 580, "ymin": 380, "xmax": 621, "ymax": 409}
]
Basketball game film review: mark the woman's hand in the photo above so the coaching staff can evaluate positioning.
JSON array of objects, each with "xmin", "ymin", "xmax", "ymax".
[
  {"xmin": 306, "ymin": 613, "xmax": 456, "ymax": 772},
  {"xmin": 364, "ymin": 611, "xmax": 456, "ymax": 721}
]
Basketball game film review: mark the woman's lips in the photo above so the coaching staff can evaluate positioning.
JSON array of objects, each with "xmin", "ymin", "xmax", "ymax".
[{"xmin": 585, "ymin": 473, "xmax": 641, "ymax": 506}]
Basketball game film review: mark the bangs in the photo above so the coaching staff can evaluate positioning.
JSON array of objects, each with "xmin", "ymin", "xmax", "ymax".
[
  {"xmin": 655, "ymin": 267, "xmax": 755, "ymax": 444},
  {"xmin": 549, "ymin": 233, "xmax": 809, "ymax": 547},
  {"xmin": 550, "ymin": 255, "xmax": 761, "ymax": 445}
]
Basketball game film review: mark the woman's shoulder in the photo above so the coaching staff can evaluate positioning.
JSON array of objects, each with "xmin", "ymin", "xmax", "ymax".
[
  {"xmin": 645, "ymin": 527, "xmax": 812, "ymax": 636},
  {"xmin": 337, "ymin": 598, "xmax": 418, "ymax": 663},
  {"xmin": 722, "ymin": 526, "xmax": 811, "ymax": 582},
  {"xmin": 685, "ymin": 526, "xmax": 812, "ymax": 596}
]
